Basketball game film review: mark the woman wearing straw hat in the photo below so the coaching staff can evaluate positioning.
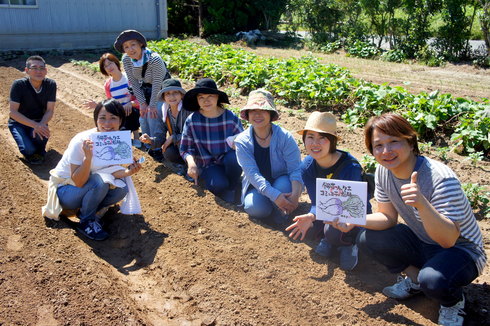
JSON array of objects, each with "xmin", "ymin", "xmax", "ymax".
[
  {"xmin": 235, "ymin": 89, "xmax": 303, "ymax": 225},
  {"xmin": 180, "ymin": 78, "xmax": 243, "ymax": 203},
  {"xmin": 140, "ymin": 78, "xmax": 191, "ymax": 167},
  {"xmin": 286, "ymin": 111, "xmax": 371, "ymax": 271},
  {"xmin": 114, "ymin": 30, "xmax": 170, "ymax": 161}
]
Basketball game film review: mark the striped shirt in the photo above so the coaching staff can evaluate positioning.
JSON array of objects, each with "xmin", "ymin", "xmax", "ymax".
[
  {"xmin": 375, "ymin": 156, "xmax": 487, "ymax": 274},
  {"xmin": 105, "ymin": 73, "xmax": 131, "ymax": 105},
  {"xmin": 180, "ymin": 109, "xmax": 243, "ymax": 168},
  {"xmin": 122, "ymin": 51, "xmax": 167, "ymax": 108}
]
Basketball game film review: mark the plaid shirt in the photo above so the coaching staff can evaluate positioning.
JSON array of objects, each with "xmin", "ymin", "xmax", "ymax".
[{"xmin": 180, "ymin": 109, "xmax": 243, "ymax": 167}]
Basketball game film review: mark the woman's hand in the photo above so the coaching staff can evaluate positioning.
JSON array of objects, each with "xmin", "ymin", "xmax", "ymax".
[
  {"xmin": 187, "ymin": 162, "xmax": 199, "ymax": 185},
  {"xmin": 147, "ymin": 106, "xmax": 158, "ymax": 119},
  {"xmin": 274, "ymin": 193, "xmax": 296, "ymax": 215},
  {"xmin": 401, "ymin": 172, "xmax": 426, "ymax": 210},
  {"xmin": 125, "ymin": 158, "xmax": 142, "ymax": 176},
  {"xmin": 139, "ymin": 102, "xmax": 148, "ymax": 118},
  {"xmin": 83, "ymin": 99, "xmax": 97, "ymax": 110},
  {"xmin": 285, "ymin": 213, "xmax": 315, "ymax": 241},
  {"xmin": 139, "ymin": 133, "xmax": 153, "ymax": 145},
  {"xmin": 328, "ymin": 218, "xmax": 356, "ymax": 233},
  {"xmin": 161, "ymin": 135, "xmax": 173, "ymax": 152},
  {"xmin": 82, "ymin": 139, "xmax": 93, "ymax": 160},
  {"xmin": 123, "ymin": 102, "xmax": 133, "ymax": 116}
]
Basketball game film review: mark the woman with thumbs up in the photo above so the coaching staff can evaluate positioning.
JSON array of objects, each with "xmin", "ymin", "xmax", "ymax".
[{"xmin": 342, "ymin": 113, "xmax": 485, "ymax": 326}]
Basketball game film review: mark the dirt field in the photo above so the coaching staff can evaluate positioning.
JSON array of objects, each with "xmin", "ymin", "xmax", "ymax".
[{"xmin": 0, "ymin": 51, "xmax": 489, "ymax": 326}]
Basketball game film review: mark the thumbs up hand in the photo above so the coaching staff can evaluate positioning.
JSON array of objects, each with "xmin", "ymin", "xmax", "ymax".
[{"xmin": 401, "ymin": 171, "xmax": 424, "ymax": 209}]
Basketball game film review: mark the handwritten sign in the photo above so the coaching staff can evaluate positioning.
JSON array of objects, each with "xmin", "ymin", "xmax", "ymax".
[
  {"xmin": 90, "ymin": 131, "xmax": 133, "ymax": 166},
  {"xmin": 315, "ymin": 178, "xmax": 368, "ymax": 225}
]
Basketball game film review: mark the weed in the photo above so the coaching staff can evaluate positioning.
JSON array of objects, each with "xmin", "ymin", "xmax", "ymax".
[
  {"xmin": 462, "ymin": 183, "xmax": 490, "ymax": 219},
  {"xmin": 360, "ymin": 154, "xmax": 378, "ymax": 174},
  {"xmin": 70, "ymin": 59, "xmax": 99, "ymax": 73},
  {"xmin": 435, "ymin": 146, "xmax": 451, "ymax": 162}
]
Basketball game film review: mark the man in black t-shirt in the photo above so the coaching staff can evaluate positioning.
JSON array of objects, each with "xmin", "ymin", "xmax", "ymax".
[{"xmin": 8, "ymin": 55, "xmax": 57, "ymax": 164}]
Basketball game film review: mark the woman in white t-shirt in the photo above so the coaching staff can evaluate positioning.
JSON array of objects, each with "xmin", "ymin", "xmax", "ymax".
[
  {"xmin": 84, "ymin": 53, "xmax": 141, "ymax": 147},
  {"xmin": 52, "ymin": 99, "xmax": 143, "ymax": 241}
]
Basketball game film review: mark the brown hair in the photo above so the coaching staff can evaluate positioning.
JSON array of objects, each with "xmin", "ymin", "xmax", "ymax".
[
  {"xmin": 302, "ymin": 131, "xmax": 338, "ymax": 154},
  {"xmin": 364, "ymin": 113, "xmax": 420, "ymax": 155},
  {"xmin": 98, "ymin": 53, "xmax": 121, "ymax": 76}
]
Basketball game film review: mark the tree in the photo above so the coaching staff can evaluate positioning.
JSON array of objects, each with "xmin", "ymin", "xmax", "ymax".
[{"xmin": 479, "ymin": 0, "xmax": 490, "ymax": 55}]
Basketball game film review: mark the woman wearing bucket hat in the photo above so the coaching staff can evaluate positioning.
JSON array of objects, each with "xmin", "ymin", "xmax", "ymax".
[
  {"xmin": 285, "ymin": 111, "xmax": 371, "ymax": 271},
  {"xmin": 140, "ymin": 78, "xmax": 191, "ymax": 167},
  {"xmin": 180, "ymin": 78, "xmax": 243, "ymax": 203},
  {"xmin": 83, "ymin": 53, "xmax": 141, "ymax": 148},
  {"xmin": 235, "ymin": 89, "xmax": 303, "ymax": 225},
  {"xmin": 114, "ymin": 29, "xmax": 170, "ymax": 161}
]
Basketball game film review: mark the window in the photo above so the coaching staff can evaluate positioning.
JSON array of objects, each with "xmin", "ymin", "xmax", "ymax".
[{"xmin": 0, "ymin": 0, "xmax": 37, "ymax": 6}]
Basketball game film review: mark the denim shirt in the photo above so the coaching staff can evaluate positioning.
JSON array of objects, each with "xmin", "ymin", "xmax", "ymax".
[{"xmin": 235, "ymin": 124, "xmax": 303, "ymax": 204}]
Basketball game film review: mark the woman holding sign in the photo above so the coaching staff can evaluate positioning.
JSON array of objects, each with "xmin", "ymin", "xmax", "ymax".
[
  {"xmin": 43, "ymin": 99, "xmax": 143, "ymax": 241},
  {"xmin": 344, "ymin": 113, "xmax": 484, "ymax": 326},
  {"xmin": 286, "ymin": 112, "xmax": 371, "ymax": 271}
]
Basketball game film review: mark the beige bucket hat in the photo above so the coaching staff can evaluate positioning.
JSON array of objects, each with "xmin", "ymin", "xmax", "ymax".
[
  {"xmin": 296, "ymin": 111, "xmax": 337, "ymax": 138},
  {"xmin": 240, "ymin": 89, "xmax": 279, "ymax": 122}
]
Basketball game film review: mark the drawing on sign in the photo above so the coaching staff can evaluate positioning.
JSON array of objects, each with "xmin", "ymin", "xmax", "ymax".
[
  {"xmin": 90, "ymin": 131, "xmax": 133, "ymax": 165},
  {"xmin": 318, "ymin": 195, "xmax": 365, "ymax": 219}
]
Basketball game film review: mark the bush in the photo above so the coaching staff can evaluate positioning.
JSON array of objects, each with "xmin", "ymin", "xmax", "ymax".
[
  {"xmin": 380, "ymin": 49, "xmax": 407, "ymax": 63},
  {"xmin": 345, "ymin": 41, "xmax": 380, "ymax": 59}
]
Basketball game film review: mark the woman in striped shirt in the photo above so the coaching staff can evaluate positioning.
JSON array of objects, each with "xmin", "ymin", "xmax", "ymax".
[
  {"xmin": 83, "ymin": 53, "xmax": 141, "ymax": 147},
  {"xmin": 335, "ymin": 113, "xmax": 485, "ymax": 326},
  {"xmin": 114, "ymin": 30, "xmax": 170, "ymax": 161}
]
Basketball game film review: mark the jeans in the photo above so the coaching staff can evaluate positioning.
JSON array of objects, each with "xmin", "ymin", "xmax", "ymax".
[
  {"xmin": 243, "ymin": 175, "xmax": 292, "ymax": 219},
  {"xmin": 323, "ymin": 224, "xmax": 361, "ymax": 247},
  {"xmin": 200, "ymin": 150, "xmax": 242, "ymax": 203},
  {"xmin": 357, "ymin": 224, "xmax": 479, "ymax": 306},
  {"xmin": 57, "ymin": 174, "xmax": 128, "ymax": 222},
  {"xmin": 163, "ymin": 143, "xmax": 184, "ymax": 164},
  {"xmin": 8, "ymin": 119, "xmax": 48, "ymax": 157},
  {"xmin": 140, "ymin": 105, "xmax": 165, "ymax": 148}
]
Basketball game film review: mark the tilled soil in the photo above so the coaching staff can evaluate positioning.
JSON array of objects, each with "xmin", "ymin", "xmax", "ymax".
[{"xmin": 0, "ymin": 53, "xmax": 489, "ymax": 326}]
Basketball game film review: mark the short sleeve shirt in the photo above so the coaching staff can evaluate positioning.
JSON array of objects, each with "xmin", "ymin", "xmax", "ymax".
[{"xmin": 9, "ymin": 77, "xmax": 57, "ymax": 121}]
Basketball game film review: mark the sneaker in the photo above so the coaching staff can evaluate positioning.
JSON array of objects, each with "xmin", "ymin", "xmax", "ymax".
[
  {"xmin": 27, "ymin": 153, "xmax": 45, "ymax": 165},
  {"xmin": 339, "ymin": 244, "xmax": 359, "ymax": 271},
  {"xmin": 382, "ymin": 275, "xmax": 422, "ymax": 300},
  {"xmin": 132, "ymin": 139, "xmax": 142, "ymax": 148},
  {"xmin": 315, "ymin": 238, "xmax": 333, "ymax": 258},
  {"xmin": 77, "ymin": 219, "xmax": 109, "ymax": 241},
  {"xmin": 438, "ymin": 295, "xmax": 465, "ymax": 326}
]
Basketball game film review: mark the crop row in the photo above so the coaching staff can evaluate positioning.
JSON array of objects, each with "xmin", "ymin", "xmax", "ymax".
[{"xmin": 149, "ymin": 38, "xmax": 490, "ymax": 156}]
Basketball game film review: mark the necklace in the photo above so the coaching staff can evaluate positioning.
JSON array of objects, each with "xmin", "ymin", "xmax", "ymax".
[{"xmin": 254, "ymin": 128, "xmax": 272, "ymax": 141}]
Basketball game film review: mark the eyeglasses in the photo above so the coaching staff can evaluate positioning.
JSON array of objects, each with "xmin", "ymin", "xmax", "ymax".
[{"xmin": 28, "ymin": 66, "xmax": 46, "ymax": 71}]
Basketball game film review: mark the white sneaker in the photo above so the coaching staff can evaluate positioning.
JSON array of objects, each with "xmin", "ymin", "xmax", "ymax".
[
  {"xmin": 438, "ymin": 295, "xmax": 465, "ymax": 326},
  {"xmin": 382, "ymin": 275, "xmax": 422, "ymax": 299}
]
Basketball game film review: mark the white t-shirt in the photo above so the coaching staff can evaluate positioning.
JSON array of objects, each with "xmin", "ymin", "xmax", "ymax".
[{"xmin": 52, "ymin": 128, "xmax": 115, "ymax": 179}]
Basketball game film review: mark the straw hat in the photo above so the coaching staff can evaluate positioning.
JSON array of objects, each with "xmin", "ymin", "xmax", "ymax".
[
  {"xmin": 240, "ymin": 89, "xmax": 279, "ymax": 122},
  {"xmin": 296, "ymin": 111, "xmax": 337, "ymax": 138}
]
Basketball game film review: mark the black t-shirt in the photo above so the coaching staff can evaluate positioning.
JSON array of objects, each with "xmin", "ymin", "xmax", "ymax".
[
  {"xmin": 314, "ymin": 151, "xmax": 348, "ymax": 179},
  {"xmin": 253, "ymin": 136, "xmax": 273, "ymax": 183},
  {"xmin": 9, "ymin": 77, "xmax": 57, "ymax": 122}
]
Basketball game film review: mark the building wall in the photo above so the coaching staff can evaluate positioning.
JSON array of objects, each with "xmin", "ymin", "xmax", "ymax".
[{"xmin": 0, "ymin": 0, "xmax": 167, "ymax": 50}]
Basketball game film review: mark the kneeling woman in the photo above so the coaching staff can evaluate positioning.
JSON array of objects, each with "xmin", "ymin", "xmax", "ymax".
[
  {"xmin": 235, "ymin": 89, "xmax": 303, "ymax": 225},
  {"xmin": 338, "ymin": 113, "xmax": 484, "ymax": 326},
  {"xmin": 43, "ymin": 99, "xmax": 143, "ymax": 241}
]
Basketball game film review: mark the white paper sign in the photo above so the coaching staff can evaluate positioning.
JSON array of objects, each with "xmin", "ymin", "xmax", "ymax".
[
  {"xmin": 315, "ymin": 178, "xmax": 368, "ymax": 225},
  {"xmin": 90, "ymin": 131, "xmax": 133, "ymax": 165}
]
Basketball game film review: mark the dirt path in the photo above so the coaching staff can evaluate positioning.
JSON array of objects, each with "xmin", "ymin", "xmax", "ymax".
[{"xmin": 0, "ymin": 54, "xmax": 489, "ymax": 326}]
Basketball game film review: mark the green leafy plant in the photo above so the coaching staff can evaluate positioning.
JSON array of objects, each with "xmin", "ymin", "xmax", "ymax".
[
  {"xmin": 360, "ymin": 154, "xmax": 378, "ymax": 174},
  {"xmin": 345, "ymin": 41, "xmax": 380, "ymax": 59},
  {"xmin": 435, "ymin": 146, "xmax": 451, "ymax": 162},
  {"xmin": 466, "ymin": 151, "xmax": 484, "ymax": 166},
  {"xmin": 461, "ymin": 183, "xmax": 490, "ymax": 219},
  {"xmin": 380, "ymin": 49, "xmax": 407, "ymax": 63},
  {"xmin": 419, "ymin": 141, "xmax": 433, "ymax": 153},
  {"xmin": 70, "ymin": 59, "xmax": 99, "ymax": 73}
]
